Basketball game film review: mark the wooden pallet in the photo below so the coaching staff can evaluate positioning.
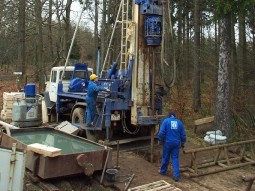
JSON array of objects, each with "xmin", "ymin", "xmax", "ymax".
[
  {"xmin": 0, "ymin": 109, "xmax": 12, "ymax": 120},
  {"xmin": 1, "ymin": 92, "xmax": 25, "ymax": 121},
  {"xmin": 3, "ymin": 92, "xmax": 24, "ymax": 100},
  {"xmin": 128, "ymin": 180, "xmax": 182, "ymax": 191}
]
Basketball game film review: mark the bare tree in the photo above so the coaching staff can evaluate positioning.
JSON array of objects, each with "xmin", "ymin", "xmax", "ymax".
[
  {"xmin": 215, "ymin": 13, "xmax": 231, "ymax": 137},
  {"xmin": 35, "ymin": 0, "xmax": 44, "ymax": 90},
  {"xmin": 17, "ymin": 0, "xmax": 26, "ymax": 90},
  {"xmin": 47, "ymin": 0, "xmax": 54, "ymax": 60},
  {"xmin": 100, "ymin": 0, "xmax": 107, "ymax": 71},
  {"xmin": 93, "ymin": 0, "xmax": 99, "ymax": 70},
  {"xmin": 64, "ymin": 0, "xmax": 72, "ymax": 58},
  {"xmin": 193, "ymin": 0, "xmax": 201, "ymax": 112},
  {"xmin": 238, "ymin": 7, "xmax": 248, "ymax": 85}
]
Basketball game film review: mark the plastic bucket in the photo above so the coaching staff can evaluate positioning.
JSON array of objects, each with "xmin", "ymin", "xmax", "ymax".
[{"xmin": 105, "ymin": 168, "xmax": 118, "ymax": 182}]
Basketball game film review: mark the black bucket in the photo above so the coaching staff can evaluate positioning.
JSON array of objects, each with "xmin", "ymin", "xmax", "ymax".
[{"xmin": 105, "ymin": 168, "xmax": 118, "ymax": 182}]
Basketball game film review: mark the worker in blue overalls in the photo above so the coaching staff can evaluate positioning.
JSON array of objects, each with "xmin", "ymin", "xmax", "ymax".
[
  {"xmin": 158, "ymin": 112, "xmax": 186, "ymax": 181},
  {"xmin": 85, "ymin": 74, "xmax": 109, "ymax": 127}
]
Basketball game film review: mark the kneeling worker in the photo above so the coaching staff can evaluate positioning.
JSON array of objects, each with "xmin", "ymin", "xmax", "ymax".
[
  {"xmin": 158, "ymin": 112, "xmax": 186, "ymax": 181},
  {"xmin": 85, "ymin": 74, "xmax": 109, "ymax": 127}
]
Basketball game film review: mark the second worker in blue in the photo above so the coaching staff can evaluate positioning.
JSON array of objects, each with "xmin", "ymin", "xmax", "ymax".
[{"xmin": 158, "ymin": 112, "xmax": 186, "ymax": 181}]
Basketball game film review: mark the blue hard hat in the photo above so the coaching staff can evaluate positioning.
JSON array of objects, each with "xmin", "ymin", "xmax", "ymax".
[{"xmin": 169, "ymin": 112, "xmax": 176, "ymax": 118}]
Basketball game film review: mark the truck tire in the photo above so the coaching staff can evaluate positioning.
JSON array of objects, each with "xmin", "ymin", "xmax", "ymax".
[
  {"xmin": 72, "ymin": 107, "xmax": 86, "ymax": 137},
  {"xmin": 71, "ymin": 107, "xmax": 101, "ymax": 142}
]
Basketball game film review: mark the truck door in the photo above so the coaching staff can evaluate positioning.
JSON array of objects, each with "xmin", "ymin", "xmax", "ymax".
[{"xmin": 49, "ymin": 70, "xmax": 58, "ymax": 102}]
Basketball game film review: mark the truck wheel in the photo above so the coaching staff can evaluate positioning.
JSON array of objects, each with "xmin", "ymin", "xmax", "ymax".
[
  {"xmin": 71, "ymin": 107, "xmax": 101, "ymax": 142},
  {"xmin": 85, "ymin": 130, "xmax": 100, "ymax": 142},
  {"xmin": 72, "ymin": 107, "xmax": 86, "ymax": 137}
]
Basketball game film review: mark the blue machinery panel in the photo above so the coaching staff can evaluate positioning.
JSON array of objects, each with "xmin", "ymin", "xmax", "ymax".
[{"xmin": 135, "ymin": 0, "xmax": 163, "ymax": 46}]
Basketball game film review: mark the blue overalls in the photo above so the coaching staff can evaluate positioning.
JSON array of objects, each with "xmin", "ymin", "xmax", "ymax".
[
  {"xmin": 85, "ymin": 81, "xmax": 105, "ymax": 126},
  {"xmin": 158, "ymin": 117, "xmax": 186, "ymax": 180}
]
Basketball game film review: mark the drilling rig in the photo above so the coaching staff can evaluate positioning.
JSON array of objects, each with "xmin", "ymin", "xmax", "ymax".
[{"xmin": 44, "ymin": 0, "xmax": 166, "ymax": 142}]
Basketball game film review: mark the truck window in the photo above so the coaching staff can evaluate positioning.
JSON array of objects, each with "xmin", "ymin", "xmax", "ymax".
[{"xmin": 51, "ymin": 71, "xmax": 57, "ymax": 82}]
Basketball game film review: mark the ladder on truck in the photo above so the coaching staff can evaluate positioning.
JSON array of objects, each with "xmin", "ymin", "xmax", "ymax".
[
  {"xmin": 100, "ymin": 0, "xmax": 132, "ymax": 77},
  {"xmin": 119, "ymin": 0, "xmax": 130, "ymax": 75}
]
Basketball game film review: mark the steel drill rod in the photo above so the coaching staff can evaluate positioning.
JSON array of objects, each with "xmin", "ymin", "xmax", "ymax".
[
  {"xmin": 100, "ymin": 149, "xmax": 111, "ymax": 184},
  {"xmin": 124, "ymin": 174, "xmax": 135, "ymax": 191},
  {"xmin": 116, "ymin": 140, "xmax": 120, "ymax": 168}
]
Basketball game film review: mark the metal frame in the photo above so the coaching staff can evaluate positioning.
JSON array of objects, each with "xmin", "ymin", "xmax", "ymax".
[{"xmin": 181, "ymin": 140, "xmax": 255, "ymax": 177}]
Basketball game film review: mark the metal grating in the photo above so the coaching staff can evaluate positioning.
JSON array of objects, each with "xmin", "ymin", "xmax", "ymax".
[{"xmin": 128, "ymin": 180, "xmax": 182, "ymax": 191}]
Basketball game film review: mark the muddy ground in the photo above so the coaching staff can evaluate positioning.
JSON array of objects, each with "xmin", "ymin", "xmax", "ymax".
[{"xmin": 1, "ymin": 75, "xmax": 255, "ymax": 191}]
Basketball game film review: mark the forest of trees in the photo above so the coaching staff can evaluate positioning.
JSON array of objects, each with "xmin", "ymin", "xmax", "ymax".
[{"xmin": 1, "ymin": 0, "xmax": 255, "ymax": 138}]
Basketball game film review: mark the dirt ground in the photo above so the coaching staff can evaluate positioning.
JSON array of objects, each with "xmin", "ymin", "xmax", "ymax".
[
  {"xmin": 105, "ymin": 142, "xmax": 255, "ymax": 191},
  {"xmin": 1, "ymin": 76, "xmax": 255, "ymax": 191}
]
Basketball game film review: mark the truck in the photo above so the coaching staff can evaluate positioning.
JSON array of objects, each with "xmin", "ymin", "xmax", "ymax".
[{"xmin": 43, "ymin": 0, "xmax": 166, "ymax": 142}]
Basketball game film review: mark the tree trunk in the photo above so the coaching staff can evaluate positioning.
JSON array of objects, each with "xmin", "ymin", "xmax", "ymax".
[
  {"xmin": 48, "ymin": 0, "xmax": 53, "ymax": 61},
  {"xmin": 35, "ymin": 0, "xmax": 44, "ymax": 91},
  {"xmin": 231, "ymin": 13, "xmax": 238, "ymax": 95},
  {"xmin": 176, "ymin": 1, "xmax": 183, "ymax": 83},
  {"xmin": 185, "ymin": 1, "xmax": 190, "ymax": 80},
  {"xmin": 193, "ymin": 0, "xmax": 201, "ymax": 112},
  {"xmin": 100, "ymin": 0, "xmax": 107, "ymax": 72},
  {"xmin": 238, "ymin": 9, "xmax": 248, "ymax": 85},
  {"xmin": 55, "ymin": 0, "xmax": 63, "ymax": 63},
  {"xmin": 17, "ymin": 0, "xmax": 26, "ymax": 90},
  {"xmin": 215, "ymin": 14, "xmax": 231, "ymax": 138},
  {"xmin": 94, "ymin": 0, "xmax": 99, "ymax": 71},
  {"xmin": 64, "ymin": 0, "xmax": 72, "ymax": 58}
]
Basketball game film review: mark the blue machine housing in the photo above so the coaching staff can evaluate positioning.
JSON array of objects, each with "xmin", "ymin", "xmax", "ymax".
[
  {"xmin": 145, "ymin": 16, "xmax": 162, "ymax": 46},
  {"xmin": 135, "ymin": 0, "xmax": 163, "ymax": 46},
  {"xmin": 68, "ymin": 78, "xmax": 87, "ymax": 92},
  {"xmin": 68, "ymin": 63, "xmax": 90, "ymax": 92}
]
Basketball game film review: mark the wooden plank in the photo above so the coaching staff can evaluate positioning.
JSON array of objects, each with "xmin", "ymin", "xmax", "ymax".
[
  {"xmin": 27, "ymin": 143, "xmax": 61, "ymax": 157},
  {"xmin": 194, "ymin": 116, "xmax": 214, "ymax": 126}
]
